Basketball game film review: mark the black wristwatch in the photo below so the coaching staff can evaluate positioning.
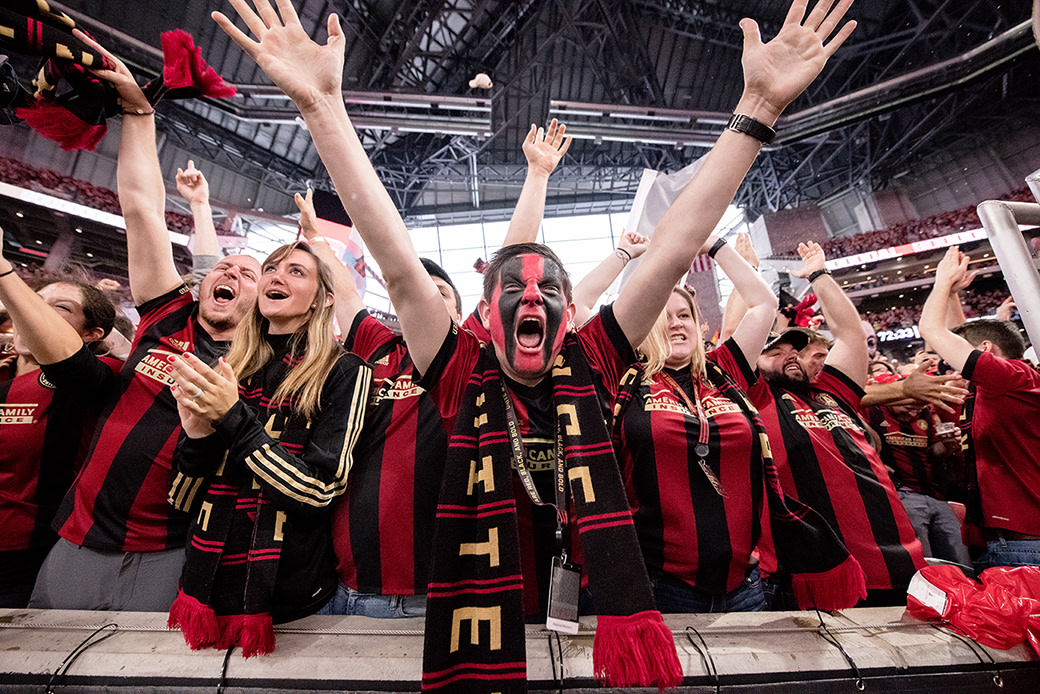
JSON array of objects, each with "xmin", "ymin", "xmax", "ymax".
[{"xmin": 726, "ymin": 113, "xmax": 776, "ymax": 145}]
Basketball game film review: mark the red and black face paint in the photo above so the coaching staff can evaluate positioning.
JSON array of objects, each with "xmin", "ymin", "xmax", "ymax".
[{"xmin": 487, "ymin": 253, "xmax": 569, "ymax": 380}]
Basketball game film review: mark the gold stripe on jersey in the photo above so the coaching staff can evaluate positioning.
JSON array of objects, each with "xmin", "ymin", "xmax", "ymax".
[{"xmin": 245, "ymin": 364, "xmax": 371, "ymax": 507}]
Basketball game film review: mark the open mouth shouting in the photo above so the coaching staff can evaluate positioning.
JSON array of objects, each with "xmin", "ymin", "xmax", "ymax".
[
  {"xmin": 517, "ymin": 316, "xmax": 545, "ymax": 351},
  {"xmin": 213, "ymin": 284, "xmax": 237, "ymax": 305}
]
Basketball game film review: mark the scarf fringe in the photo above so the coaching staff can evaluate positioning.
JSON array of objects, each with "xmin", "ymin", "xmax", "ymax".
[
  {"xmin": 16, "ymin": 99, "xmax": 106, "ymax": 151},
  {"xmin": 237, "ymin": 613, "xmax": 275, "ymax": 658},
  {"xmin": 792, "ymin": 554, "xmax": 868, "ymax": 611},
  {"xmin": 168, "ymin": 591, "xmax": 274, "ymax": 657},
  {"xmin": 168, "ymin": 590, "xmax": 220, "ymax": 650},
  {"xmin": 161, "ymin": 29, "xmax": 237, "ymax": 98},
  {"xmin": 593, "ymin": 611, "xmax": 683, "ymax": 689}
]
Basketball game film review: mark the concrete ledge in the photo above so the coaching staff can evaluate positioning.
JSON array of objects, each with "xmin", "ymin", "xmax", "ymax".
[{"xmin": 1, "ymin": 607, "xmax": 1038, "ymax": 692}]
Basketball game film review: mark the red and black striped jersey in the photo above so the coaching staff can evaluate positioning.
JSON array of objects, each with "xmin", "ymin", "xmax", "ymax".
[
  {"xmin": 331, "ymin": 312, "xmax": 451, "ymax": 596},
  {"xmin": 613, "ymin": 340, "xmax": 762, "ymax": 595},
  {"xmin": 962, "ymin": 350, "xmax": 1040, "ymax": 535},
  {"xmin": 0, "ymin": 355, "xmax": 121, "ymax": 554},
  {"xmin": 46, "ymin": 286, "xmax": 228, "ymax": 552},
  {"xmin": 868, "ymin": 405, "xmax": 952, "ymax": 499},
  {"xmin": 739, "ymin": 364, "xmax": 925, "ymax": 591}
]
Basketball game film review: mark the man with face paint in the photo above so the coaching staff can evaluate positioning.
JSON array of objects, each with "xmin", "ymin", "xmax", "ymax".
[
  {"xmin": 214, "ymin": 0, "xmax": 858, "ymax": 687},
  {"xmin": 297, "ymin": 122, "xmax": 572, "ymax": 618},
  {"xmin": 742, "ymin": 242, "xmax": 925, "ymax": 609}
]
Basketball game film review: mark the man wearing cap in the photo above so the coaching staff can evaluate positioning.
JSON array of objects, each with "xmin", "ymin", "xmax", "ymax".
[{"xmin": 732, "ymin": 242, "xmax": 925, "ymax": 607}]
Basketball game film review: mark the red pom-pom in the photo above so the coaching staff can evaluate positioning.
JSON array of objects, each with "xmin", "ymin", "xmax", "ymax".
[{"xmin": 161, "ymin": 29, "xmax": 236, "ymax": 98}]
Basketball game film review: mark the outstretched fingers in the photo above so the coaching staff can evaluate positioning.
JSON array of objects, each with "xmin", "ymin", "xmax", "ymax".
[
  {"xmin": 212, "ymin": 10, "xmax": 261, "ymax": 59},
  {"xmin": 782, "ymin": 0, "xmax": 810, "ymax": 29},
  {"xmin": 225, "ymin": 0, "xmax": 268, "ymax": 39},
  {"xmin": 803, "ymin": 0, "xmax": 837, "ymax": 31}
]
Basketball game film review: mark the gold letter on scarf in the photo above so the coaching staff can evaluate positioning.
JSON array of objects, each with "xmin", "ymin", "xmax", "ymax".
[
  {"xmin": 467, "ymin": 456, "xmax": 495, "ymax": 495},
  {"xmin": 450, "ymin": 606, "xmax": 502, "ymax": 652},
  {"xmin": 557, "ymin": 404, "xmax": 581, "ymax": 435},
  {"xmin": 568, "ymin": 466, "xmax": 596, "ymax": 503},
  {"xmin": 458, "ymin": 527, "xmax": 500, "ymax": 566}
]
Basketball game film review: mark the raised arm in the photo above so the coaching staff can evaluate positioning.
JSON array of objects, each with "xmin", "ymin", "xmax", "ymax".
[
  {"xmin": 212, "ymin": 3, "xmax": 449, "ymax": 374},
  {"xmin": 719, "ymin": 232, "xmax": 759, "ymax": 341},
  {"xmin": 709, "ymin": 233, "xmax": 778, "ymax": 365},
  {"xmin": 571, "ymin": 230, "xmax": 649, "ymax": 326},
  {"xmin": 501, "ymin": 119, "xmax": 572, "ymax": 247},
  {"xmin": 920, "ymin": 246, "xmax": 977, "ymax": 372},
  {"xmin": 791, "ymin": 241, "xmax": 868, "ymax": 385},
  {"xmin": 77, "ymin": 31, "xmax": 184, "ymax": 305},
  {"xmin": 0, "ymin": 230, "xmax": 99, "ymax": 364},
  {"xmin": 295, "ymin": 188, "xmax": 365, "ymax": 331},
  {"xmin": 613, "ymin": 0, "xmax": 856, "ymax": 349}
]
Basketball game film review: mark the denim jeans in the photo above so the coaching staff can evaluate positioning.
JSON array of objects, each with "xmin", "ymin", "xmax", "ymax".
[
  {"xmin": 897, "ymin": 489, "xmax": 971, "ymax": 567},
  {"xmin": 317, "ymin": 583, "xmax": 427, "ymax": 619},
  {"xmin": 974, "ymin": 532, "xmax": 1040, "ymax": 574},
  {"xmin": 650, "ymin": 568, "xmax": 765, "ymax": 614}
]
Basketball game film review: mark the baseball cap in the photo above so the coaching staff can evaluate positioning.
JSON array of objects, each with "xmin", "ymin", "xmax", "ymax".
[{"xmin": 763, "ymin": 329, "xmax": 811, "ymax": 353}]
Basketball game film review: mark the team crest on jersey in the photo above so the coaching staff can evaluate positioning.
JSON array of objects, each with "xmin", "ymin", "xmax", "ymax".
[
  {"xmin": 0, "ymin": 403, "xmax": 39, "ymax": 424},
  {"xmin": 135, "ymin": 347, "xmax": 178, "ymax": 387},
  {"xmin": 37, "ymin": 371, "xmax": 56, "ymax": 389},
  {"xmin": 371, "ymin": 373, "xmax": 425, "ymax": 405}
]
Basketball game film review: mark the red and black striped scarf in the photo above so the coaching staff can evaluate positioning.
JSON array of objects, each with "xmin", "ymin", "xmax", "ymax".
[
  {"xmin": 167, "ymin": 349, "xmax": 307, "ymax": 658},
  {"xmin": 614, "ymin": 359, "xmax": 866, "ymax": 610},
  {"xmin": 422, "ymin": 335, "xmax": 682, "ymax": 692},
  {"xmin": 0, "ymin": 1, "xmax": 234, "ymax": 150}
]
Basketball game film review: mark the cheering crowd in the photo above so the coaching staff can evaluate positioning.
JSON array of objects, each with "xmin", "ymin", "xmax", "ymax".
[{"xmin": 2, "ymin": 0, "xmax": 1039, "ymax": 690}]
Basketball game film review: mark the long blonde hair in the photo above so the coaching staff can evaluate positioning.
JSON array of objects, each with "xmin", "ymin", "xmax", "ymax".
[
  {"xmin": 224, "ymin": 243, "xmax": 343, "ymax": 419},
  {"xmin": 639, "ymin": 287, "xmax": 706, "ymax": 381}
]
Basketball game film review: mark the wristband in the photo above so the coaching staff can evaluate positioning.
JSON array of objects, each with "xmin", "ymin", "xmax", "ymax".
[
  {"xmin": 707, "ymin": 237, "xmax": 727, "ymax": 259},
  {"xmin": 807, "ymin": 268, "xmax": 831, "ymax": 283},
  {"xmin": 726, "ymin": 113, "xmax": 776, "ymax": 145},
  {"xmin": 615, "ymin": 248, "xmax": 632, "ymax": 264},
  {"xmin": 0, "ymin": 267, "xmax": 14, "ymax": 279},
  {"xmin": 122, "ymin": 107, "xmax": 155, "ymax": 116},
  {"xmin": 306, "ymin": 235, "xmax": 331, "ymax": 246}
]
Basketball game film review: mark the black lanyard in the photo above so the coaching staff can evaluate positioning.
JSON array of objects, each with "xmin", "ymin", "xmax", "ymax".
[
  {"xmin": 499, "ymin": 380, "xmax": 568, "ymax": 553},
  {"xmin": 658, "ymin": 370, "xmax": 725, "ymax": 497}
]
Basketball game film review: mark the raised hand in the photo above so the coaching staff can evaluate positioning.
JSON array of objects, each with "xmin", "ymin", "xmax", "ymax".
[
  {"xmin": 734, "ymin": 232, "xmax": 760, "ymax": 268},
  {"xmin": 213, "ymin": 0, "xmax": 345, "ymax": 112},
  {"xmin": 790, "ymin": 240, "xmax": 826, "ymax": 278},
  {"xmin": 618, "ymin": 230, "xmax": 650, "ymax": 260},
  {"xmin": 522, "ymin": 119, "xmax": 572, "ymax": 177},
  {"xmin": 176, "ymin": 160, "xmax": 210, "ymax": 207},
  {"xmin": 934, "ymin": 246, "xmax": 971, "ymax": 290},
  {"xmin": 739, "ymin": 0, "xmax": 857, "ymax": 122},
  {"xmin": 72, "ymin": 29, "xmax": 152, "ymax": 114},
  {"xmin": 294, "ymin": 188, "xmax": 320, "ymax": 239},
  {"xmin": 996, "ymin": 296, "xmax": 1017, "ymax": 322}
]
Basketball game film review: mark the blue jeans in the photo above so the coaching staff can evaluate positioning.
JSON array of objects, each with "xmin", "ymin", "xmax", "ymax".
[
  {"xmin": 974, "ymin": 532, "xmax": 1040, "ymax": 574},
  {"xmin": 317, "ymin": 583, "xmax": 427, "ymax": 619},
  {"xmin": 897, "ymin": 489, "xmax": 971, "ymax": 567},
  {"xmin": 651, "ymin": 569, "xmax": 765, "ymax": 614}
]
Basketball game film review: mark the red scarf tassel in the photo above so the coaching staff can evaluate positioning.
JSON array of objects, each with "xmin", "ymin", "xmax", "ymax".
[
  {"xmin": 168, "ymin": 590, "xmax": 220, "ymax": 650},
  {"xmin": 792, "ymin": 554, "xmax": 868, "ymax": 611},
  {"xmin": 593, "ymin": 610, "xmax": 683, "ymax": 689}
]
